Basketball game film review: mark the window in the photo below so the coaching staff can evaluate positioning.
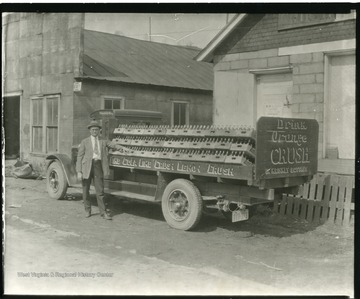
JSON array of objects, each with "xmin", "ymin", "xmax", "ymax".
[
  {"xmin": 103, "ymin": 97, "xmax": 124, "ymax": 110},
  {"xmin": 31, "ymin": 95, "xmax": 59, "ymax": 153},
  {"xmin": 172, "ymin": 101, "xmax": 189, "ymax": 126}
]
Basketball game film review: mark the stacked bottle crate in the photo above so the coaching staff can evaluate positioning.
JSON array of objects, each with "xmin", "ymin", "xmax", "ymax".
[{"xmin": 112, "ymin": 124, "xmax": 256, "ymax": 166}]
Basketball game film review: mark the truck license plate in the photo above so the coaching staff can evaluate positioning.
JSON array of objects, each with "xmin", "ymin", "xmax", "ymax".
[{"xmin": 232, "ymin": 209, "xmax": 249, "ymax": 222}]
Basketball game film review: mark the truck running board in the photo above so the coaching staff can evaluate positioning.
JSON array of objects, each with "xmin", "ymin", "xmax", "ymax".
[{"xmin": 106, "ymin": 189, "xmax": 156, "ymax": 202}]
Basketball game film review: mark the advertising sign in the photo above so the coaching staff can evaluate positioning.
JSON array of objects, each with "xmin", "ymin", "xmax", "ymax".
[
  {"xmin": 110, "ymin": 156, "xmax": 253, "ymax": 180},
  {"xmin": 255, "ymin": 117, "xmax": 318, "ymax": 180},
  {"xmin": 278, "ymin": 14, "xmax": 336, "ymax": 30}
]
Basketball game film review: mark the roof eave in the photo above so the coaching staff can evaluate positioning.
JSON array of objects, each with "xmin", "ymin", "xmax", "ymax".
[
  {"xmin": 75, "ymin": 76, "xmax": 213, "ymax": 92},
  {"xmin": 195, "ymin": 13, "xmax": 247, "ymax": 63}
]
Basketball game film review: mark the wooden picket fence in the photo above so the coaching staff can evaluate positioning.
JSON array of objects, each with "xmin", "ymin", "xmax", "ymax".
[{"xmin": 273, "ymin": 173, "xmax": 355, "ymax": 225}]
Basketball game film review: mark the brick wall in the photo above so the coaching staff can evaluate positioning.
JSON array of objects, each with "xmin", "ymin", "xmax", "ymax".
[
  {"xmin": 214, "ymin": 48, "xmax": 326, "ymax": 159},
  {"xmin": 73, "ymin": 80, "xmax": 213, "ymax": 145},
  {"xmin": 217, "ymin": 14, "xmax": 355, "ymax": 55}
]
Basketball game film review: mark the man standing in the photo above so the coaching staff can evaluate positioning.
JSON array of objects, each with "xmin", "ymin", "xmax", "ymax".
[{"xmin": 76, "ymin": 120, "xmax": 128, "ymax": 219}]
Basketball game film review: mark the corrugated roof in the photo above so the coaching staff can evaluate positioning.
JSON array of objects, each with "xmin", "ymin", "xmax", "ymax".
[{"xmin": 83, "ymin": 30, "xmax": 213, "ymax": 91}]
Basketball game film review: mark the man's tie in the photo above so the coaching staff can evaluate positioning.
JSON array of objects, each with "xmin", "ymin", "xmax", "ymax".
[{"xmin": 94, "ymin": 138, "xmax": 99, "ymax": 156}]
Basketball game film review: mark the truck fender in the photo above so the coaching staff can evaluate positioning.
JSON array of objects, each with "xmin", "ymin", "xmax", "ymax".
[
  {"xmin": 155, "ymin": 172, "xmax": 176, "ymax": 201},
  {"xmin": 46, "ymin": 154, "xmax": 78, "ymax": 186}
]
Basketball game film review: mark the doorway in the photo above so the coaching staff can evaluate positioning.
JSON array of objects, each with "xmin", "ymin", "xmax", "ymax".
[
  {"xmin": 4, "ymin": 96, "xmax": 20, "ymax": 159},
  {"xmin": 325, "ymin": 54, "xmax": 355, "ymax": 160},
  {"xmin": 256, "ymin": 72, "xmax": 293, "ymax": 119}
]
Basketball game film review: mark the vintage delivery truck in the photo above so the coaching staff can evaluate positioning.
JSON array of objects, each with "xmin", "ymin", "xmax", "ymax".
[{"xmin": 46, "ymin": 109, "xmax": 319, "ymax": 231}]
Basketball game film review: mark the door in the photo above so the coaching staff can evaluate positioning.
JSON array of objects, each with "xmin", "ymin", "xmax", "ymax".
[
  {"xmin": 214, "ymin": 71, "xmax": 255, "ymax": 126},
  {"xmin": 4, "ymin": 96, "xmax": 20, "ymax": 159},
  {"xmin": 326, "ymin": 54, "xmax": 355, "ymax": 159},
  {"xmin": 256, "ymin": 73, "xmax": 293, "ymax": 119}
]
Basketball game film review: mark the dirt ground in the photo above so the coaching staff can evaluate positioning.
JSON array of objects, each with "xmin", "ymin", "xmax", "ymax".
[{"xmin": 3, "ymin": 161, "xmax": 355, "ymax": 296}]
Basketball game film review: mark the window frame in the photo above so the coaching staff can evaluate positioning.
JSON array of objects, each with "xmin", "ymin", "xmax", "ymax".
[
  {"xmin": 323, "ymin": 51, "xmax": 355, "ymax": 160},
  {"xmin": 101, "ymin": 96, "xmax": 125, "ymax": 110},
  {"xmin": 30, "ymin": 95, "xmax": 60, "ymax": 154},
  {"xmin": 171, "ymin": 100, "xmax": 189, "ymax": 126}
]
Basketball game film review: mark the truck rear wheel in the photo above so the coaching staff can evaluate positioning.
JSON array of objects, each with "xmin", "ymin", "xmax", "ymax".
[
  {"xmin": 161, "ymin": 179, "xmax": 203, "ymax": 231},
  {"xmin": 46, "ymin": 161, "xmax": 68, "ymax": 200}
]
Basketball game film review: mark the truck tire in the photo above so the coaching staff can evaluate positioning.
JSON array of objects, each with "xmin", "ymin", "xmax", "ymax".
[
  {"xmin": 161, "ymin": 179, "xmax": 203, "ymax": 231},
  {"xmin": 46, "ymin": 161, "xmax": 68, "ymax": 200}
]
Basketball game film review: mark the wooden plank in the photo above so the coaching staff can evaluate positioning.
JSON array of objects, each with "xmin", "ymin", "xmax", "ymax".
[
  {"xmin": 313, "ymin": 199, "xmax": 322, "ymax": 223},
  {"xmin": 313, "ymin": 201, "xmax": 322, "ymax": 223},
  {"xmin": 273, "ymin": 196, "xmax": 280, "ymax": 213},
  {"xmin": 316, "ymin": 173, "xmax": 329, "ymax": 201},
  {"xmin": 279, "ymin": 194, "xmax": 287, "ymax": 215},
  {"xmin": 312, "ymin": 174, "xmax": 328, "ymax": 221},
  {"xmin": 343, "ymin": 176, "xmax": 354, "ymax": 225},
  {"xmin": 293, "ymin": 196, "xmax": 301, "ymax": 217},
  {"xmin": 328, "ymin": 175, "xmax": 340, "ymax": 224},
  {"xmin": 287, "ymin": 195, "xmax": 294, "ymax": 216},
  {"xmin": 301, "ymin": 182, "xmax": 310, "ymax": 198},
  {"xmin": 308, "ymin": 175, "xmax": 317, "ymax": 200},
  {"xmin": 300, "ymin": 198, "xmax": 308, "ymax": 219},
  {"xmin": 335, "ymin": 176, "xmax": 347, "ymax": 225},
  {"xmin": 306, "ymin": 199, "xmax": 315, "ymax": 222},
  {"xmin": 297, "ymin": 184, "xmax": 304, "ymax": 197},
  {"xmin": 320, "ymin": 175, "xmax": 333, "ymax": 222}
]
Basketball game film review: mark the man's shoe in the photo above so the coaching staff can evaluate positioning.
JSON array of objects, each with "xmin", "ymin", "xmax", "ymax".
[
  {"xmin": 85, "ymin": 212, "xmax": 91, "ymax": 218},
  {"xmin": 102, "ymin": 213, "xmax": 112, "ymax": 220}
]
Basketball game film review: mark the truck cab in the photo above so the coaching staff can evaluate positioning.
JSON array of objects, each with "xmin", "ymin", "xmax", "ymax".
[{"xmin": 47, "ymin": 109, "xmax": 163, "ymax": 199}]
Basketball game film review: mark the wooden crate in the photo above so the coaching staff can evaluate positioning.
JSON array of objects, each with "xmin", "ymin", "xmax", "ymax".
[{"xmin": 273, "ymin": 173, "xmax": 354, "ymax": 225}]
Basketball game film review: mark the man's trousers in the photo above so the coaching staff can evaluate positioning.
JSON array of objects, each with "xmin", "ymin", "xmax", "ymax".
[{"xmin": 82, "ymin": 159, "xmax": 109, "ymax": 215}]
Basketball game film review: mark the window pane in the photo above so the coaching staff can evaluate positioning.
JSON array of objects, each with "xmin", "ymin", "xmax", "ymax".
[
  {"xmin": 32, "ymin": 99, "xmax": 43, "ymax": 126},
  {"xmin": 104, "ymin": 100, "xmax": 112, "ymax": 109},
  {"xmin": 32, "ymin": 127, "xmax": 43, "ymax": 152},
  {"xmin": 47, "ymin": 100, "xmax": 53, "ymax": 125},
  {"xmin": 33, "ymin": 100, "xmax": 38, "ymax": 125},
  {"xmin": 173, "ymin": 103, "xmax": 187, "ymax": 126},
  {"xmin": 113, "ymin": 100, "xmax": 120, "ymax": 109},
  {"xmin": 47, "ymin": 127, "xmax": 58, "ymax": 152},
  {"xmin": 179, "ymin": 103, "xmax": 186, "ymax": 125},
  {"xmin": 174, "ymin": 103, "xmax": 180, "ymax": 125},
  {"xmin": 47, "ymin": 98, "xmax": 58, "ymax": 126}
]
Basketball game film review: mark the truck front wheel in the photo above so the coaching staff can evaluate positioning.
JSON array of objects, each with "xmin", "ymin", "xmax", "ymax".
[
  {"xmin": 46, "ymin": 161, "xmax": 68, "ymax": 200},
  {"xmin": 161, "ymin": 179, "xmax": 203, "ymax": 231}
]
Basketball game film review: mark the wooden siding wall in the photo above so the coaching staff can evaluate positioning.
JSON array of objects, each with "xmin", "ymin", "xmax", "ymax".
[{"xmin": 73, "ymin": 81, "xmax": 213, "ymax": 145}]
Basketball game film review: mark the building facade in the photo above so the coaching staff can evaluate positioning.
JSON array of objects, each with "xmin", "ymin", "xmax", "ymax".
[
  {"xmin": 196, "ymin": 13, "xmax": 356, "ymax": 175},
  {"xmin": 72, "ymin": 79, "xmax": 212, "ymax": 145},
  {"xmin": 3, "ymin": 13, "xmax": 213, "ymax": 172},
  {"xmin": 3, "ymin": 13, "xmax": 84, "ymax": 169}
]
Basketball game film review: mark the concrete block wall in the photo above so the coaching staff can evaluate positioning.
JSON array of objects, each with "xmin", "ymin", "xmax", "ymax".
[
  {"xmin": 214, "ymin": 48, "xmax": 325, "ymax": 159},
  {"xmin": 3, "ymin": 13, "xmax": 84, "ymax": 172},
  {"xmin": 73, "ymin": 80, "xmax": 212, "ymax": 145}
]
